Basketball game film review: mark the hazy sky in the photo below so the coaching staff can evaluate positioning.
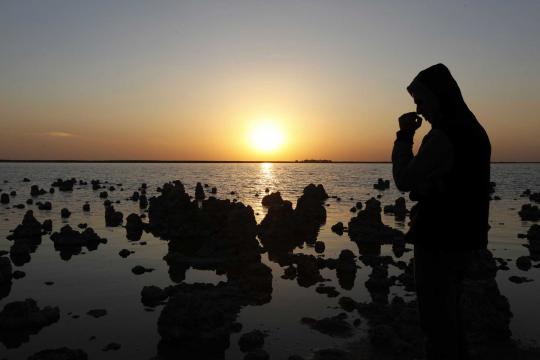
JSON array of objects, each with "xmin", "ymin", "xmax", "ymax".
[{"xmin": 1, "ymin": 0, "xmax": 539, "ymax": 161}]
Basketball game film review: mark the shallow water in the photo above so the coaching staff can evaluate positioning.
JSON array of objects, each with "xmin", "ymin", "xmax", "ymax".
[{"xmin": 0, "ymin": 162, "xmax": 538, "ymax": 359}]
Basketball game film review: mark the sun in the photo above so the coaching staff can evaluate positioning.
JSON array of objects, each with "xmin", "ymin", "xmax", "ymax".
[{"xmin": 248, "ymin": 122, "xmax": 284, "ymax": 152}]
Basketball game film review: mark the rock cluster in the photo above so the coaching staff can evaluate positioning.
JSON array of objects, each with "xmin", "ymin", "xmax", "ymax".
[
  {"xmin": 6, "ymin": 211, "xmax": 44, "ymax": 265},
  {"xmin": 30, "ymin": 185, "xmax": 47, "ymax": 197},
  {"xmin": 50, "ymin": 225, "xmax": 107, "ymax": 259},
  {"xmin": 51, "ymin": 178, "xmax": 76, "ymax": 191},
  {"xmin": 258, "ymin": 184, "xmax": 328, "ymax": 253},
  {"xmin": 383, "ymin": 197, "xmax": 408, "ymax": 221},
  {"xmin": 149, "ymin": 181, "xmax": 260, "ymax": 264},
  {"xmin": 373, "ymin": 178, "xmax": 390, "ymax": 190},
  {"xmin": 105, "ymin": 205, "xmax": 123, "ymax": 227},
  {"xmin": 519, "ymin": 204, "xmax": 540, "ymax": 221},
  {"xmin": 0, "ymin": 298, "xmax": 60, "ymax": 348},
  {"xmin": 348, "ymin": 198, "xmax": 404, "ymax": 251}
]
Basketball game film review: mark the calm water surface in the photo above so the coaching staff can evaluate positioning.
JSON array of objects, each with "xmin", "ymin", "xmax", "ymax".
[{"xmin": 0, "ymin": 163, "xmax": 539, "ymax": 359}]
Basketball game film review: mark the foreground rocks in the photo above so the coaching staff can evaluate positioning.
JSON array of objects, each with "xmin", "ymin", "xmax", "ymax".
[{"xmin": 0, "ymin": 298, "xmax": 60, "ymax": 348}]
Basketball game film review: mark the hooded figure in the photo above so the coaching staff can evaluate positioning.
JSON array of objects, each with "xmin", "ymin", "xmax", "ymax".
[
  {"xmin": 393, "ymin": 63, "xmax": 491, "ymax": 250},
  {"xmin": 392, "ymin": 63, "xmax": 491, "ymax": 360}
]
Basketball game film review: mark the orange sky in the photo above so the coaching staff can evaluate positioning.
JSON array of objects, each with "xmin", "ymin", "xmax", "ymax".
[{"xmin": 1, "ymin": 1, "xmax": 539, "ymax": 161}]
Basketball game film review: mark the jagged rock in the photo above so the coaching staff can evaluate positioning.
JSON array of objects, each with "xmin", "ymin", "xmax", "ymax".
[
  {"xmin": 0, "ymin": 298, "xmax": 60, "ymax": 348},
  {"xmin": 6, "ymin": 211, "xmax": 43, "ymax": 265},
  {"xmin": 141, "ymin": 285, "xmax": 169, "ymax": 306},
  {"xmin": 27, "ymin": 347, "xmax": 88, "ymax": 360},
  {"xmin": 519, "ymin": 204, "xmax": 540, "ymax": 221},
  {"xmin": 348, "ymin": 197, "xmax": 404, "ymax": 245},
  {"xmin": 238, "ymin": 329, "xmax": 266, "ymax": 352},
  {"xmin": 315, "ymin": 285, "xmax": 340, "ymax": 297},
  {"xmin": 0, "ymin": 256, "xmax": 12, "ymax": 287},
  {"xmin": 42, "ymin": 219, "xmax": 52, "ymax": 233},
  {"xmin": 331, "ymin": 222, "xmax": 344, "ymax": 235},
  {"xmin": 50, "ymin": 225, "xmax": 107, "ymax": 259},
  {"xmin": 126, "ymin": 213, "xmax": 144, "ymax": 241},
  {"xmin": 132, "ymin": 265, "xmax": 154, "ymax": 275},
  {"xmin": 150, "ymin": 181, "xmax": 260, "ymax": 263},
  {"xmin": 102, "ymin": 342, "xmax": 121, "ymax": 351},
  {"xmin": 301, "ymin": 313, "xmax": 352, "ymax": 337},
  {"xmin": 37, "ymin": 201, "xmax": 52, "ymax": 210},
  {"xmin": 294, "ymin": 254, "xmax": 324, "ymax": 287},
  {"xmin": 509, "ymin": 276, "xmax": 533, "ymax": 284},
  {"xmin": 60, "ymin": 208, "xmax": 71, "ymax": 219},
  {"xmin": 118, "ymin": 249, "xmax": 133, "ymax": 258},
  {"xmin": 383, "ymin": 197, "xmax": 408, "ymax": 221},
  {"xmin": 195, "ymin": 182, "xmax": 205, "ymax": 200},
  {"xmin": 51, "ymin": 178, "xmax": 76, "ymax": 191},
  {"xmin": 373, "ymin": 178, "xmax": 390, "ymax": 190},
  {"xmin": 82, "ymin": 203, "xmax": 90, "ymax": 212},
  {"xmin": 99, "ymin": 191, "xmax": 108, "ymax": 199},
  {"xmin": 314, "ymin": 241, "xmax": 325, "ymax": 253},
  {"xmin": 139, "ymin": 194, "xmax": 148, "ymax": 209},
  {"xmin": 282, "ymin": 265, "xmax": 297, "ymax": 280},
  {"xmin": 261, "ymin": 192, "xmax": 283, "ymax": 208},
  {"xmin": 516, "ymin": 256, "xmax": 532, "ymax": 271},
  {"xmin": 105, "ymin": 205, "xmax": 123, "ymax": 227},
  {"xmin": 91, "ymin": 180, "xmax": 101, "ymax": 190},
  {"xmin": 30, "ymin": 185, "xmax": 47, "ymax": 197},
  {"xmin": 86, "ymin": 309, "xmax": 107, "ymax": 318}
]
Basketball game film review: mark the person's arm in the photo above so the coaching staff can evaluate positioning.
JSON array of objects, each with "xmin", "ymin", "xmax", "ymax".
[{"xmin": 392, "ymin": 128, "xmax": 453, "ymax": 192}]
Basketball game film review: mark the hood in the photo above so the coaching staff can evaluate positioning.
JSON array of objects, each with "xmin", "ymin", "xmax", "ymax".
[{"xmin": 407, "ymin": 63, "xmax": 472, "ymax": 125}]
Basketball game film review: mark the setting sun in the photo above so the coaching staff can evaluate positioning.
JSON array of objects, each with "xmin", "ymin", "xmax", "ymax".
[{"xmin": 248, "ymin": 122, "xmax": 285, "ymax": 152}]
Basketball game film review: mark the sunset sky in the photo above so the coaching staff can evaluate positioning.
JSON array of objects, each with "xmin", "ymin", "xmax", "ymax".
[{"xmin": 1, "ymin": 0, "xmax": 539, "ymax": 161}]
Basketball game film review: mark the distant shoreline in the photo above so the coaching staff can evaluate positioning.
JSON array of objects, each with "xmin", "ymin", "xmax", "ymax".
[{"xmin": 0, "ymin": 160, "xmax": 539, "ymax": 164}]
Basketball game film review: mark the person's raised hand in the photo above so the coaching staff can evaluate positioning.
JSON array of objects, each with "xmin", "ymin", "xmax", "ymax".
[{"xmin": 398, "ymin": 112, "xmax": 423, "ymax": 132}]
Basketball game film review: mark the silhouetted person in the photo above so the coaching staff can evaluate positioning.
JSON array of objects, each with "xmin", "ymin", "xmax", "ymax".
[{"xmin": 392, "ymin": 63, "xmax": 491, "ymax": 360}]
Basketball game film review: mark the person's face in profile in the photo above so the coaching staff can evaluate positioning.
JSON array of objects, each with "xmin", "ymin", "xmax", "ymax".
[{"xmin": 410, "ymin": 83, "xmax": 441, "ymax": 126}]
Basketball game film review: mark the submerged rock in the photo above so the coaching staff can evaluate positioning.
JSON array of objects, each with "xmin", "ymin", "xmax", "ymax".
[{"xmin": 301, "ymin": 313, "xmax": 353, "ymax": 338}]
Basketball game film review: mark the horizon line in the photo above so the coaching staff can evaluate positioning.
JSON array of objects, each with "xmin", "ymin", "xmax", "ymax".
[{"xmin": 1, "ymin": 160, "xmax": 539, "ymax": 164}]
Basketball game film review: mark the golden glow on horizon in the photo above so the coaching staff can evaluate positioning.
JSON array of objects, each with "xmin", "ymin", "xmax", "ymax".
[{"xmin": 248, "ymin": 121, "xmax": 285, "ymax": 153}]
